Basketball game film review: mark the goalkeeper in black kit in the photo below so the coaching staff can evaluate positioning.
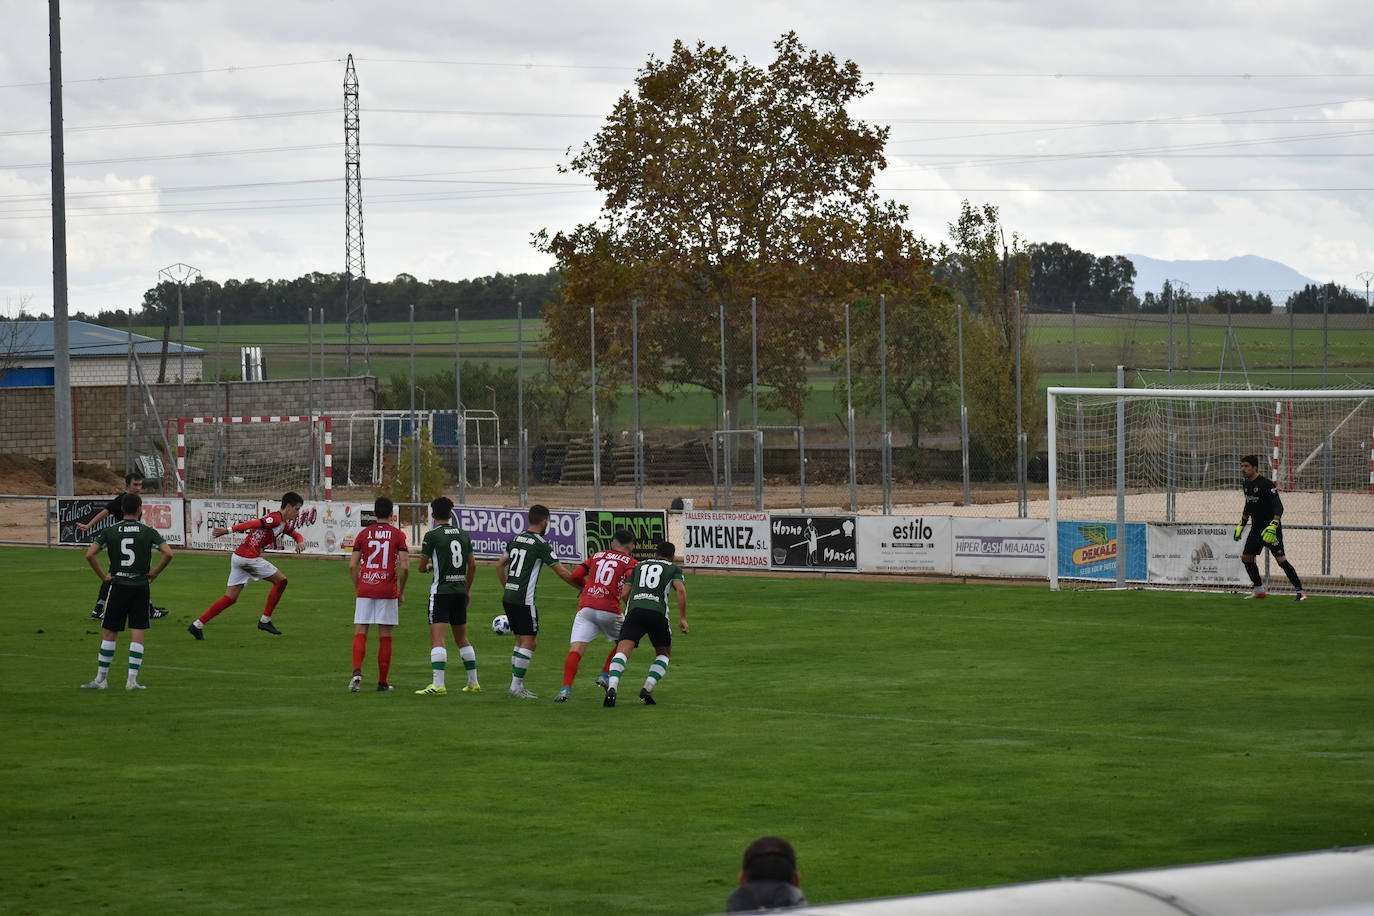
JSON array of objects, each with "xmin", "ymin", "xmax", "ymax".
[{"xmin": 1234, "ymin": 454, "xmax": 1306, "ymax": 601}]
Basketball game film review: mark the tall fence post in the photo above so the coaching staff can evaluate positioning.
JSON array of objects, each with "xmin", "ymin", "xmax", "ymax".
[
  {"xmin": 845, "ymin": 304, "xmax": 857, "ymax": 512},
  {"xmin": 517, "ymin": 301, "xmax": 527, "ymax": 506},
  {"xmin": 1115, "ymin": 365, "xmax": 1127, "ymax": 590},
  {"xmin": 751, "ymin": 297, "xmax": 762, "ymax": 511},
  {"xmin": 307, "ymin": 306, "xmax": 317, "ymax": 500},
  {"xmin": 880, "ymin": 294, "xmax": 891, "ymax": 514},
  {"xmin": 719, "ymin": 303, "xmax": 731, "ymax": 509},
  {"xmin": 455, "ymin": 307, "xmax": 465, "ymax": 506},
  {"xmin": 1015, "ymin": 290, "xmax": 1026, "ymax": 518},
  {"xmin": 590, "ymin": 307, "xmax": 601, "ymax": 508},
  {"xmin": 125, "ymin": 311, "xmax": 134, "ymax": 475},
  {"xmin": 632, "ymin": 299, "xmax": 643, "ymax": 509},
  {"xmin": 409, "ymin": 304, "xmax": 419, "ymax": 510},
  {"xmin": 958, "ymin": 300, "xmax": 970, "ymax": 505}
]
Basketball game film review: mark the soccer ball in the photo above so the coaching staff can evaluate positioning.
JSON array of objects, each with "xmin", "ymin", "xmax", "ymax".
[{"xmin": 491, "ymin": 614, "xmax": 511, "ymax": 636}]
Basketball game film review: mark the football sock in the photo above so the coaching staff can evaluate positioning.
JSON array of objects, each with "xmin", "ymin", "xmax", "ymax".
[
  {"xmin": 1278, "ymin": 561, "xmax": 1304, "ymax": 591},
  {"xmin": 459, "ymin": 645, "xmax": 478, "ymax": 684},
  {"xmin": 1243, "ymin": 560, "xmax": 1263, "ymax": 588},
  {"xmin": 431, "ymin": 646, "xmax": 447, "ymax": 688},
  {"xmin": 352, "ymin": 633, "xmax": 367, "ymax": 670},
  {"xmin": 127, "ymin": 641, "xmax": 144, "ymax": 684},
  {"xmin": 643, "ymin": 654, "xmax": 669, "ymax": 692},
  {"xmin": 562, "ymin": 651, "xmax": 582, "ymax": 688},
  {"xmin": 199, "ymin": 594, "xmax": 235, "ymax": 625},
  {"xmin": 511, "ymin": 647, "xmax": 533, "ymax": 687},
  {"xmin": 95, "ymin": 639, "xmax": 116, "ymax": 683},
  {"xmin": 601, "ymin": 647, "xmax": 617, "ymax": 675},
  {"xmin": 378, "ymin": 636, "xmax": 393, "ymax": 684},
  {"xmin": 262, "ymin": 578, "xmax": 288, "ymax": 618},
  {"xmin": 607, "ymin": 652, "xmax": 627, "ymax": 690}
]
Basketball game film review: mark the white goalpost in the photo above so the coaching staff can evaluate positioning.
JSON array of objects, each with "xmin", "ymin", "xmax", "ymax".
[
  {"xmin": 172, "ymin": 415, "xmax": 333, "ymax": 501},
  {"xmin": 1048, "ymin": 387, "xmax": 1374, "ymax": 597}
]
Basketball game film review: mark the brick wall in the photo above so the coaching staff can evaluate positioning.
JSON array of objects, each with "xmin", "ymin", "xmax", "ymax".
[{"xmin": 0, "ymin": 376, "xmax": 378, "ymax": 470}]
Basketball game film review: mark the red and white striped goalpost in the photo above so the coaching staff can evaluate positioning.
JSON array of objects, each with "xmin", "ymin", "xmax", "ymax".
[
  {"xmin": 174, "ymin": 415, "xmax": 332, "ymax": 500},
  {"xmin": 1271, "ymin": 401, "xmax": 1282, "ymax": 482}
]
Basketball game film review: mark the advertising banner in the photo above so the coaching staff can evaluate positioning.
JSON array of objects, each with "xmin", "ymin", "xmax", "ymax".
[
  {"xmin": 188, "ymin": 499, "xmax": 260, "ymax": 551},
  {"xmin": 682, "ymin": 511, "xmax": 771, "ymax": 569},
  {"xmin": 59, "ymin": 497, "xmax": 186, "ymax": 547},
  {"xmin": 1147, "ymin": 523, "xmax": 1249, "ymax": 586},
  {"xmin": 253, "ymin": 500, "xmax": 374, "ymax": 555},
  {"xmin": 856, "ymin": 515, "xmax": 952, "ymax": 574},
  {"xmin": 458, "ymin": 505, "xmax": 584, "ymax": 563},
  {"xmin": 951, "ymin": 517, "xmax": 1048, "ymax": 577},
  {"xmin": 769, "ymin": 514, "xmax": 857, "ymax": 570},
  {"xmin": 584, "ymin": 509, "xmax": 668, "ymax": 562},
  {"xmin": 1056, "ymin": 521, "xmax": 1148, "ymax": 581}
]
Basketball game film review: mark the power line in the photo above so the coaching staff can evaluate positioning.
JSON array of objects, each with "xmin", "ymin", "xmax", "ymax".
[
  {"xmin": 0, "ymin": 58, "xmax": 341, "ymax": 91},
  {"xmin": 0, "ymin": 141, "xmax": 564, "ymax": 171}
]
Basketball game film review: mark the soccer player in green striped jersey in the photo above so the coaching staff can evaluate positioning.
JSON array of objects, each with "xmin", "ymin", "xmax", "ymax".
[
  {"xmin": 80, "ymin": 493, "xmax": 174, "ymax": 691},
  {"xmin": 604, "ymin": 540, "xmax": 688, "ymax": 707},
  {"xmin": 415, "ymin": 496, "xmax": 479, "ymax": 695},
  {"xmin": 496, "ymin": 504, "xmax": 580, "ymax": 699}
]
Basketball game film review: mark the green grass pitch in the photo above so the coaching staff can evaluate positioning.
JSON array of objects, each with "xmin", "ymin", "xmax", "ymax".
[{"xmin": 2, "ymin": 545, "xmax": 1371, "ymax": 914}]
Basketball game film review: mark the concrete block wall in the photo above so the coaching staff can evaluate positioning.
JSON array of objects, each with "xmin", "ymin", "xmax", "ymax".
[{"xmin": 0, "ymin": 377, "xmax": 378, "ymax": 472}]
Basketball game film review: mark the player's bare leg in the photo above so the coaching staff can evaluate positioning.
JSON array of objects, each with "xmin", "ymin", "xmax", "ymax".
[
  {"xmin": 190, "ymin": 584, "xmax": 245, "ymax": 638},
  {"xmin": 257, "ymin": 572, "xmax": 288, "ymax": 634}
]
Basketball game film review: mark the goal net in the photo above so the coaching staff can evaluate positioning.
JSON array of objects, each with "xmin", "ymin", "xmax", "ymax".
[
  {"xmin": 173, "ymin": 416, "xmax": 332, "ymax": 500},
  {"xmin": 1048, "ymin": 387, "xmax": 1374, "ymax": 597}
]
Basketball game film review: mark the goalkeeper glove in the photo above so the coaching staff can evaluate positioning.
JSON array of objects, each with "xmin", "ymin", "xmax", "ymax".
[
  {"xmin": 1262, "ymin": 520, "xmax": 1280, "ymax": 545},
  {"xmin": 1233, "ymin": 520, "xmax": 1245, "ymax": 541}
]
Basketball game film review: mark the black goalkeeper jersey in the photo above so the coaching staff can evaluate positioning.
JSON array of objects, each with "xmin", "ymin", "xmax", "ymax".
[{"xmin": 1241, "ymin": 474, "xmax": 1284, "ymax": 524}]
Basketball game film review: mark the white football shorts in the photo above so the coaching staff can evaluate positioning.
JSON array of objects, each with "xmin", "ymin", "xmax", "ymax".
[
  {"xmin": 568, "ymin": 606, "xmax": 622, "ymax": 644},
  {"xmin": 227, "ymin": 554, "xmax": 280, "ymax": 587},
  {"xmin": 354, "ymin": 596, "xmax": 399, "ymax": 626}
]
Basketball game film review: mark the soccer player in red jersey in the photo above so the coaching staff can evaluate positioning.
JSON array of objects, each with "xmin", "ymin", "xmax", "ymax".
[
  {"xmin": 554, "ymin": 529, "xmax": 637, "ymax": 703},
  {"xmin": 347, "ymin": 496, "xmax": 409, "ymax": 692},
  {"xmin": 188, "ymin": 492, "xmax": 305, "ymax": 640}
]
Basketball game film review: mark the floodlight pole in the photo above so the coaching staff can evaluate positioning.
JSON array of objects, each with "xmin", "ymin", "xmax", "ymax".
[
  {"xmin": 159, "ymin": 262, "xmax": 201, "ymax": 423},
  {"xmin": 50, "ymin": 0, "xmax": 74, "ymax": 498}
]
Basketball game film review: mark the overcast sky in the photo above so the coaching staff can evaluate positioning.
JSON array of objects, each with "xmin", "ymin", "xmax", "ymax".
[{"xmin": 3, "ymin": 0, "xmax": 1373, "ymax": 317}]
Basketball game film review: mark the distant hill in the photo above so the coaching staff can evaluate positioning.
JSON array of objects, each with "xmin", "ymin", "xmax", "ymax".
[{"xmin": 1124, "ymin": 254, "xmax": 1316, "ymax": 297}]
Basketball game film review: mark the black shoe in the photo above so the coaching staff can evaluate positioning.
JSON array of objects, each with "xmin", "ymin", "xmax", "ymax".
[
  {"xmin": 187, "ymin": 624, "xmax": 204, "ymax": 640},
  {"xmin": 377, "ymin": 683, "xmax": 393, "ymax": 692},
  {"xmin": 150, "ymin": 607, "xmax": 169, "ymax": 619},
  {"xmin": 603, "ymin": 686, "xmax": 616, "ymax": 708},
  {"xmin": 257, "ymin": 620, "xmax": 283, "ymax": 635},
  {"xmin": 639, "ymin": 688, "xmax": 656, "ymax": 706}
]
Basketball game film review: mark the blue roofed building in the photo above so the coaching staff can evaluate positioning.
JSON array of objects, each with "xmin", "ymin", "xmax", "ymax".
[{"xmin": 0, "ymin": 320, "xmax": 204, "ymax": 387}]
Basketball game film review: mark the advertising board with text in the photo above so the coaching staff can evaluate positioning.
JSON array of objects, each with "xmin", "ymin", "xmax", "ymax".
[
  {"xmin": 1056, "ymin": 521, "xmax": 1148, "ymax": 581},
  {"xmin": 682, "ymin": 511, "xmax": 771, "ymax": 569},
  {"xmin": 769, "ymin": 515, "xmax": 857, "ymax": 570},
  {"xmin": 459, "ymin": 505, "xmax": 584, "ymax": 563},
  {"xmin": 584, "ymin": 509, "xmax": 668, "ymax": 562},
  {"xmin": 188, "ymin": 499, "xmax": 261, "ymax": 551},
  {"xmin": 1147, "ymin": 523, "xmax": 1249, "ymax": 586},
  {"xmin": 950, "ymin": 517, "xmax": 1048, "ymax": 577},
  {"xmin": 59, "ymin": 497, "xmax": 186, "ymax": 547},
  {"xmin": 856, "ymin": 515, "xmax": 952, "ymax": 574}
]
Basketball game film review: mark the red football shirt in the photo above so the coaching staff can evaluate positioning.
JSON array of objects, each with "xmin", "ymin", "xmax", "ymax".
[
  {"xmin": 232, "ymin": 511, "xmax": 299, "ymax": 559},
  {"xmin": 571, "ymin": 549, "xmax": 637, "ymax": 614},
  {"xmin": 352, "ymin": 522, "xmax": 408, "ymax": 598}
]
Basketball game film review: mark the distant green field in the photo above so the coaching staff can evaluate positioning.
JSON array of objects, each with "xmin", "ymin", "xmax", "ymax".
[{"xmin": 4, "ymin": 545, "xmax": 1371, "ymax": 914}]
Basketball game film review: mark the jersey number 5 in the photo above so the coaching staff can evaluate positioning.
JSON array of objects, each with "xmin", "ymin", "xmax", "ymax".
[{"xmin": 120, "ymin": 537, "xmax": 135, "ymax": 568}]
